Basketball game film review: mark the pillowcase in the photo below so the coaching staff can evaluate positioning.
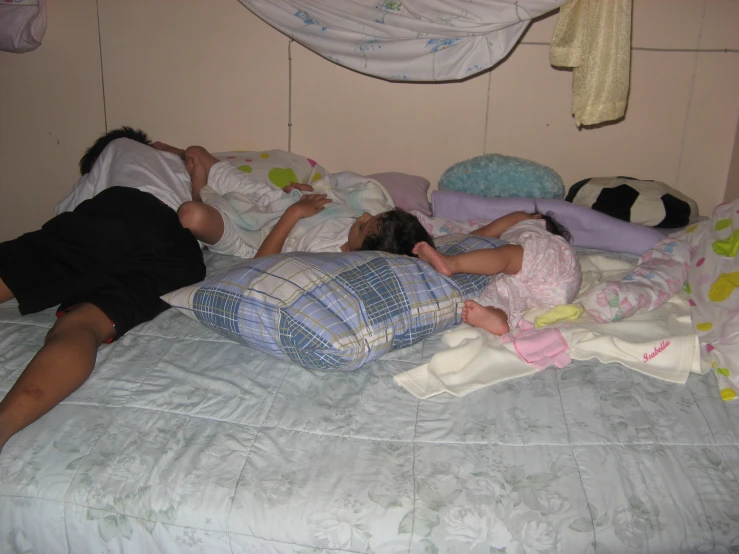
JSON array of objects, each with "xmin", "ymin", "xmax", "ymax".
[
  {"xmin": 565, "ymin": 176, "xmax": 699, "ymax": 228},
  {"xmin": 431, "ymin": 190, "xmax": 667, "ymax": 256},
  {"xmin": 213, "ymin": 149, "xmax": 328, "ymax": 189},
  {"xmin": 439, "ymin": 153, "xmax": 564, "ymax": 199},
  {"xmin": 367, "ymin": 172, "xmax": 432, "ymax": 215},
  {"xmin": 162, "ymin": 235, "xmax": 500, "ymax": 371}
]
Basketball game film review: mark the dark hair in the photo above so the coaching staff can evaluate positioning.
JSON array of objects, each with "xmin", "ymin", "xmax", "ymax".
[
  {"xmin": 79, "ymin": 126, "xmax": 151, "ymax": 175},
  {"xmin": 359, "ymin": 208, "xmax": 434, "ymax": 256},
  {"xmin": 537, "ymin": 211, "xmax": 573, "ymax": 243}
]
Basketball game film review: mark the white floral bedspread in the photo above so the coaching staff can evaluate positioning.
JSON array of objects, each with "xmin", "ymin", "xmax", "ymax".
[{"xmin": 1, "ymin": 250, "xmax": 738, "ymax": 553}]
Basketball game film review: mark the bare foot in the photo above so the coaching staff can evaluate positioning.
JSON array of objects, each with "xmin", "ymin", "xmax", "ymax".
[
  {"xmin": 413, "ymin": 241, "xmax": 452, "ymax": 276},
  {"xmin": 462, "ymin": 300, "xmax": 510, "ymax": 335},
  {"xmin": 185, "ymin": 154, "xmax": 208, "ymax": 202},
  {"xmin": 152, "ymin": 141, "xmax": 185, "ymax": 159}
]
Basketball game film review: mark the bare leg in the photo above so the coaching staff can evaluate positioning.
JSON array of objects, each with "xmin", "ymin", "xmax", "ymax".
[
  {"xmin": 462, "ymin": 300, "xmax": 510, "ymax": 335},
  {"xmin": 0, "ymin": 303, "xmax": 115, "ymax": 454},
  {"xmin": 414, "ymin": 241, "xmax": 524, "ymax": 277},
  {"xmin": 177, "ymin": 201, "xmax": 225, "ymax": 245},
  {"xmin": 185, "ymin": 149, "xmax": 209, "ymax": 202},
  {"xmin": 184, "ymin": 146, "xmax": 219, "ymax": 168},
  {"xmin": 0, "ymin": 277, "xmax": 13, "ymax": 303}
]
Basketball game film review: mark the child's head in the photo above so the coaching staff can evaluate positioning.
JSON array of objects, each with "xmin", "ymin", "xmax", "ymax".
[
  {"xmin": 535, "ymin": 211, "xmax": 573, "ymax": 243},
  {"xmin": 79, "ymin": 127, "xmax": 151, "ymax": 175},
  {"xmin": 352, "ymin": 208, "xmax": 434, "ymax": 256}
]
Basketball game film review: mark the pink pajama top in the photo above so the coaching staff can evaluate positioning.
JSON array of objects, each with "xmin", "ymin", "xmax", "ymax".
[{"xmin": 476, "ymin": 219, "xmax": 582, "ymax": 329}]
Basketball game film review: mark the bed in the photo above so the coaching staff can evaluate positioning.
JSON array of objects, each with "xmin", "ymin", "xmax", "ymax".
[{"xmin": 2, "ymin": 193, "xmax": 739, "ymax": 553}]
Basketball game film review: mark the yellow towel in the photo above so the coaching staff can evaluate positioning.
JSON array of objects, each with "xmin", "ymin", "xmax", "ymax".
[
  {"xmin": 550, "ymin": 0, "xmax": 633, "ymax": 127},
  {"xmin": 535, "ymin": 304, "xmax": 585, "ymax": 328}
]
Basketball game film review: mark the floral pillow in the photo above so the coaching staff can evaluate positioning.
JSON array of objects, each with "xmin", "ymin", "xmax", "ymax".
[{"xmin": 213, "ymin": 149, "xmax": 327, "ymax": 189}]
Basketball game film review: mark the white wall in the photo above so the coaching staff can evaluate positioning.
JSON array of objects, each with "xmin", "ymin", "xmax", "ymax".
[
  {"xmin": 0, "ymin": 0, "xmax": 103, "ymax": 242},
  {"xmin": 1, "ymin": 0, "xmax": 738, "ymax": 242},
  {"xmin": 725, "ymin": 117, "xmax": 739, "ymax": 204}
]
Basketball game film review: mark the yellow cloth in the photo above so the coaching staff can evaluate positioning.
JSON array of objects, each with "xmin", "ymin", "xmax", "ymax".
[
  {"xmin": 534, "ymin": 304, "xmax": 585, "ymax": 328},
  {"xmin": 550, "ymin": 0, "xmax": 633, "ymax": 127}
]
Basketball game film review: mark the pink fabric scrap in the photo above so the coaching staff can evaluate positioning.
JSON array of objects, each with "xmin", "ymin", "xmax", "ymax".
[{"xmin": 501, "ymin": 328, "xmax": 571, "ymax": 370}]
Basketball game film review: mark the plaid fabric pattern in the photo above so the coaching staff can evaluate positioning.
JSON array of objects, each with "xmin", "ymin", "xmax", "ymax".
[{"xmin": 166, "ymin": 234, "xmax": 504, "ymax": 370}]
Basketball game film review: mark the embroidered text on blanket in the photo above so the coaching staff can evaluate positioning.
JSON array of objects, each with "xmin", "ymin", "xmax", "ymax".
[{"xmin": 644, "ymin": 340, "xmax": 671, "ymax": 362}]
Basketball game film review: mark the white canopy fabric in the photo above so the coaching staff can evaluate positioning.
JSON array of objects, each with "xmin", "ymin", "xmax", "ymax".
[
  {"xmin": 0, "ymin": 0, "xmax": 46, "ymax": 53},
  {"xmin": 237, "ymin": 0, "xmax": 568, "ymax": 82}
]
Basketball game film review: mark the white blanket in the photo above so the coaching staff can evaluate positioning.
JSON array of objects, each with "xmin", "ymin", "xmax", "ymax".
[
  {"xmin": 200, "ymin": 170, "xmax": 394, "ymax": 255},
  {"xmin": 395, "ymin": 254, "xmax": 702, "ymax": 399}
]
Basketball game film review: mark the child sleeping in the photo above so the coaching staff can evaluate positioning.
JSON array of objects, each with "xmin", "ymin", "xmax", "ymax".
[
  {"xmin": 155, "ymin": 143, "xmax": 433, "ymax": 258},
  {"xmin": 413, "ymin": 211, "xmax": 582, "ymax": 335}
]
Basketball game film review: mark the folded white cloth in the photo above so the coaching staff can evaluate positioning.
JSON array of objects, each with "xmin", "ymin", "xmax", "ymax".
[
  {"xmin": 393, "ymin": 325, "xmax": 539, "ymax": 399},
  {"xmin": 394, "ymin": 255, "xmax": 701, "ymax": 399},
  {"xmin": 562, "ymin": 294, "xmax": 700, "ymax": 382}
]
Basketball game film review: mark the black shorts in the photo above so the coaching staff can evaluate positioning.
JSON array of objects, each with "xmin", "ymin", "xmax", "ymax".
[{"xmin": 0, "ymin": 187, "xmax": 205, "ymax": 339}]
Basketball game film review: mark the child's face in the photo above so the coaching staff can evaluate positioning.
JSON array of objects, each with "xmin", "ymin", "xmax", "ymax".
[{"xmin": 346, "ymin": 212, "xmax": 380, "ymax": 251}]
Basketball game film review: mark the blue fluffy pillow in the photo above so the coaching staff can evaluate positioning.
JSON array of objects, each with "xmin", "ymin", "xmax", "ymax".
[
  {"xmin": 439, "ymin": 153, "xmax": 564, "ymax": 199},
  {"xmin": 162, "ymin": 235, "xmax": 501, "ymax": 371}
]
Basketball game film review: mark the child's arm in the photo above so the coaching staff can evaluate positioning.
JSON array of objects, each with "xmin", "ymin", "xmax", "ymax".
[
  {"xmin": 471, "ymin": 211, "xmax": 539, "ymax": 238},
  {"xmin": 182, "ymin": 146, "xmax": 222, "ymax": 202},
  {"xmin": 415, "ymin": 241, "xmax": 524, "ymax": 276},
  {"xmin": 255, "ymin": 194, "xmax": 332, "ymax": 258},
  {"xmin": 152, "ymin": 141, "xmax": 186, "ymax": 160}
]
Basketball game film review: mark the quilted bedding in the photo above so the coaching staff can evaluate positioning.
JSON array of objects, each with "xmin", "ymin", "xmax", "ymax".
[{"xmin": 1, "ymin": 250, "xmax": 738, "ymax": 554}]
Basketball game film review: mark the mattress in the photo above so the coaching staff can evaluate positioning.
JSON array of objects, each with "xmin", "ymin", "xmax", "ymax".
[{"xmin": 1, "ymin": 250, "xmax": 738, "ymax": 553}]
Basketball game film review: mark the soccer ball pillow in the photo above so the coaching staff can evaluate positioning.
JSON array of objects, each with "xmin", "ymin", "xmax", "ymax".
[{"xmin": 565, "ymin": 176, "xmax": 699, "ymax": 228}]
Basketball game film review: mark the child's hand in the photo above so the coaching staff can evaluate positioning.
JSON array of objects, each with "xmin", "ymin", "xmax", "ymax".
[
  {"xmin": 283, "ymin": 182, "xmax": 315, "ymax": 194},
  {"xmin": 152, "ymin": 141, "xmax": 185, "ymax": 160},
  {"xmin": 287, "ymin": 194, "xmax": 331, "ymax": 219},
  {"xmin": 255, "ymin": 194, "xmax": 331, "ymax": 258}
]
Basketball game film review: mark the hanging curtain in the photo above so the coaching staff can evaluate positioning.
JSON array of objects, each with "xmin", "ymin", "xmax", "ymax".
[{"xmin": 237, "ymin": 0, "xmax": 568, "ymax": 82}]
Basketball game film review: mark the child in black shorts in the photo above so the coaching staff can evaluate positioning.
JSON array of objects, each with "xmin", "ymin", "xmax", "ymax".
[{"xmin": 0, "ymin": 129, "xmax": 205, "ymax": 454}]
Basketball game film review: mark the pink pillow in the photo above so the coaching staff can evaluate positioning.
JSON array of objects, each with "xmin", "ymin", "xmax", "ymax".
[{"xmin": 368, "ymin": 172, "xmax": 432, "ymax": 216}]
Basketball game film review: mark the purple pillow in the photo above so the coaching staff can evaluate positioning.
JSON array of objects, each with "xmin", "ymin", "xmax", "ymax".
[
  {"xmin": 431, "ymin": 190, "xmax": 668, "ymax": 256},
  {"xmin": 368, "ymin": 172, "xmax": 432, "ymax": 216}
]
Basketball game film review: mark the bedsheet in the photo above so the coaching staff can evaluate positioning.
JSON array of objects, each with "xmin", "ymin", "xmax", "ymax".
[{"xmin": 1, "ymin": 251, "xmax": 738, "ymax": 553}]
